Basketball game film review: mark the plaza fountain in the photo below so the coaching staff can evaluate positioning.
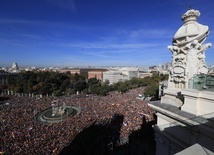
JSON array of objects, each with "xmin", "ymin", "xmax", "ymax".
[{"xmin": 36, "ymin": 101, "xmax": 80, "ymax": 123}]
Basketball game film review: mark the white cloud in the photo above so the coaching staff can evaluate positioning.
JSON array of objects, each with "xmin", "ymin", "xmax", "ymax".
[
  {"xmin": 81, "ymin": 51, "xmax": 111, "ymax": 58},
  {"xmin": 65, "ymin": 42, "xmax": 159, "ymax": 50},
  {"xmin": 129, "ymin": 29, "xmax": 173, "ymax": 39}
]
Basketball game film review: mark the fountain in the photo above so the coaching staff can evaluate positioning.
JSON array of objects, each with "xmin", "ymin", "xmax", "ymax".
[{"xmin": 36, "ymin": 100, "xmax": 80, "ymax": 123}]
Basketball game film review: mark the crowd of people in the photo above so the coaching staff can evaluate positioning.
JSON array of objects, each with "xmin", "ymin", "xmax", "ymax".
[{"xmin": 0, "ymin": 87, "xmax": 155, "ymax": 154}]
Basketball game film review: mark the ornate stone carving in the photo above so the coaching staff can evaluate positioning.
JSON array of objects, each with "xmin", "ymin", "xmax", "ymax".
[
  {"xmin": 168, "ymin": 8, "xmax": 212, "ymax": 89},
  {"xmin": 182, "ymin": 9, "xmax": 200, "ymax": 23}
]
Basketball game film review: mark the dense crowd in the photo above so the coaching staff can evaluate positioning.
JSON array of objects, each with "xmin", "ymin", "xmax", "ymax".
[{"xmin": 0, "ymin": 87, "xmax": 155, "ymax": 154}]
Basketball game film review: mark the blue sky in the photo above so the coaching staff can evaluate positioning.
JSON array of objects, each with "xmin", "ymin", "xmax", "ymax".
[{"xmin": 0, "ymin": 0, "xmax": 214, "ymax": 68}]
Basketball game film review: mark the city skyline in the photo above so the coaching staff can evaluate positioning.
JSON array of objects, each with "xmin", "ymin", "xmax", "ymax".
[{"xmin": 1, "ymin": 0, "xmax": 214, "ymax": 68}]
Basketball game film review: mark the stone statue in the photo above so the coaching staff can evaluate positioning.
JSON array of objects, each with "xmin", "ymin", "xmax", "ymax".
[{"xmin": 51, "ymin": 103, "xmax": 56, "ymax": 116}]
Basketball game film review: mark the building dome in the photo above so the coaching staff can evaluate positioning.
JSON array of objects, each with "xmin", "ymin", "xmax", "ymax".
[
  {"xmin": 12, "ymin": 62, "xmax": 19, "ymax": 70},
  {"xmin": 173, "ymin": 9, "xmax": 209, "ymax": 46}
]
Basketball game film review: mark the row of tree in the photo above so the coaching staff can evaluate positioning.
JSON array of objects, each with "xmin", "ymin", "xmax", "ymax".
[{"xmin": 1, "ymin": 71, "xmax": 168, "ymax": 99}]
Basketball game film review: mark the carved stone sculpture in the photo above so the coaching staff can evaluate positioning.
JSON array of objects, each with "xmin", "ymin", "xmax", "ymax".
[{"xmin": 168, "ymin": 8, "xmax": 212, "ymax": 89}]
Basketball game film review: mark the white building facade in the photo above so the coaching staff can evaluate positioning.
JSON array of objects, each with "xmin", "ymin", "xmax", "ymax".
[
  {"xmin": 103, "ymin": 71, "xmax": 125, "ymax": 85},
  {"xmin": 103, "ymin": 67, "xmax": 139, "ymax": 85},
  {"xmin": 148, "ymin": 8, "xmax": 214, "ymax": 155}
]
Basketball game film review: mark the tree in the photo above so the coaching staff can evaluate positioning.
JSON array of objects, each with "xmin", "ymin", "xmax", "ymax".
[
  {"xmin": 60, "ymin": 79, "xmax": 70, "ymax": 92},
  {"xmin": 66, "ymin": 88, "xmax": 76, "ymax": 95},
  {"xmin": 88, "ymin": 77, "xmax": 100, "ymax": 85},
  {"xmin": 99, "ymin": 85, "xmax": 109, "ymax": 96},
  {"xmin": 75, "ymin": 79, "xmax": 87, "ymax": 92},
  {"xmin": 144, "ymin": 84, "xmax": 159, "ymax": 99},
  {"xmin": 54, "ymin": 89, "xmax": 62, "ymax": 96},
  {"xmin": 160, "ymin": 74, "xmax": 169, "ymax": 81},
  {"xmin": 4, "ymin": 70, "xmax": 166, "ymax": 98},
  {"xmin": 90, "ymin": 84, "xmax": 101, "ymax": 95},
  {"xmin": 113, "ymin": 82, "xmax": 128, "ymax": 93}
]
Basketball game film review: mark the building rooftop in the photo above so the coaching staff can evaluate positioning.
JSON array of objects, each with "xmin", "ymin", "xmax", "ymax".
[
  {"xmin": 175, "ymin": 143, "xmax": 214, "ymax": 155},
  {"xmin": 148, "ymin": 101, "xmax": 214, "ymax": 129}
]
